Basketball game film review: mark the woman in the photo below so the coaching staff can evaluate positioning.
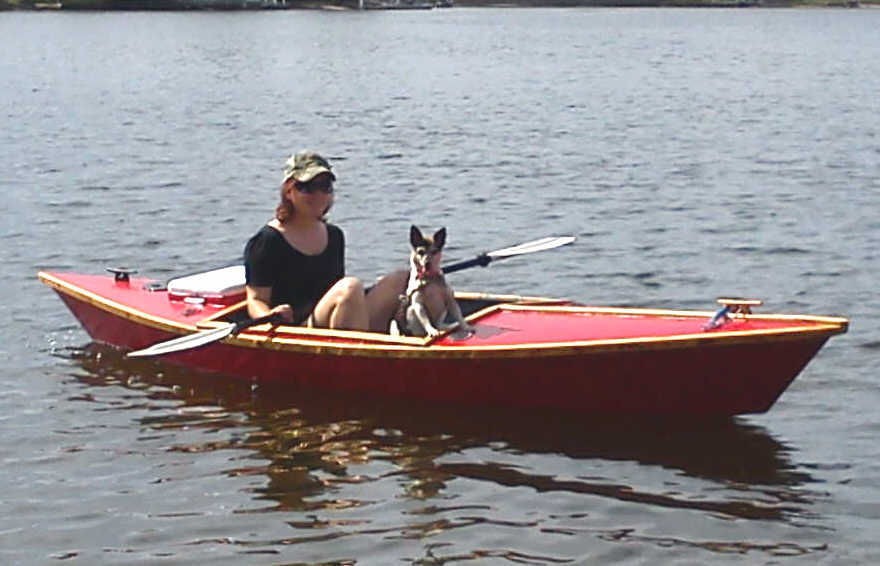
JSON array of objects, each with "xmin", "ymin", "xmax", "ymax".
[{"xmin": 244, "ymin": 151, "xmax": 405, "ymax": 332}]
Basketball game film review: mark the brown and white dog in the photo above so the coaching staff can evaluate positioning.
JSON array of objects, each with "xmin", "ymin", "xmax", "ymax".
[{"xmin": 390, "ymin": 225, "xmax": 472, "ymax": 338}]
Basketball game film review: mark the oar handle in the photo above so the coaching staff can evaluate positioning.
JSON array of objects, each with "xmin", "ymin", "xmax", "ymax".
[
  {"xmin": 443, "ymin": 253, "xmax": 492, "ymax": 274},
  {"xmin": 233, "ymin": 313, "xmax": 282, "ymax": 333}
]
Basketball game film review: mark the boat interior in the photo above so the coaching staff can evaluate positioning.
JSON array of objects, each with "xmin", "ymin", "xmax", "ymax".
[
  {"xmin": 218, "ymin": 292, "xmax": 566, "ymax": 330},
  {"xmin": 161, "ymin": 263, "xmax": 570, "ymax": 335}
]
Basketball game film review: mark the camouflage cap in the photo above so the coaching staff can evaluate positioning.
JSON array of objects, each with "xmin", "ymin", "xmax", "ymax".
[{"xmin": 282, "ymin": 151, "xmax": 336, "ymax": 183}]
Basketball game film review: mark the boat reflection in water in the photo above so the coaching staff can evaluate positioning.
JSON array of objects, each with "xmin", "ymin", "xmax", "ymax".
[{"xmin": 68, "ymin": 343, "xmax": 818, "ymax": 527}]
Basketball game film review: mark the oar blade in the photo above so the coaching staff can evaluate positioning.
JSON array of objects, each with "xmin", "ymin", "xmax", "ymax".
[
  {"xmin": 127, "ymin": 323, "xmax": 235, "ymax": 358},
  {"xmin": 487, "ymin": 236, "xmax": 575, "ymax": 259}
]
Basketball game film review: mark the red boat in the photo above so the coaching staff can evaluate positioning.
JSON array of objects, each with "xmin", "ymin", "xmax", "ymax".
[{"xmin": 38, "ymin": 267, "xmax": 847, "ymax": 416}]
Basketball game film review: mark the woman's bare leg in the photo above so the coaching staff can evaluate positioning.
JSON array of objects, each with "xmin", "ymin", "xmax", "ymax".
[
  {"xmin": 365, "ymin": 269, "xmax": 408, "ymax": 332},
  {"xmin": 310, "ymin": 277, "xmax": 370, "ymax": 330}
]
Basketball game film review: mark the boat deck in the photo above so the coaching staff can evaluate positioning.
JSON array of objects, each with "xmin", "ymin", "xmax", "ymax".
[
  {"xmin": 40, "ymin": 271, "xmax": 848, "ymax": 351},
  {"xmin": 456, "ymin": 305, "xmax": 835, "ymax": 348}
]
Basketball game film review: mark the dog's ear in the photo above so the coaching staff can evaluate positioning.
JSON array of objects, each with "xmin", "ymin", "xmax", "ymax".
[
  {"xmin": 433, "ymin": 227, "xmax": 447, "ymax": 250},
  {"xmin": 410, "ymin": 225, "xmax": 427, "ymax": 248}
]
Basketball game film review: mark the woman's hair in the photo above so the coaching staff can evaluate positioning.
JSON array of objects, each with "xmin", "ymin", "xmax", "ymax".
[
  {"xmin": 274, "ymin": 180, "xmax": 333, "ymax": 223},
  {"xmin": 275, "ymin": 181, "xmax": 296, "ymax": 223}
]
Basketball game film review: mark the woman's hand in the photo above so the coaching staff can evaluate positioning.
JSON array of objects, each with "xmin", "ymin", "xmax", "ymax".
[
  {"xmin": 246, "ymin": 285, "xmax": 293, "ymax": 322},
  {"xmin": 269, "ymin": 303, "xmax": 294, "ymax": 323}
]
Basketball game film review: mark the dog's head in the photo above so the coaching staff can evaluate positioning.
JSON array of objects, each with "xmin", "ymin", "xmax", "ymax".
[{"xmin": 409, "ymin": 225, "xmax": 446, "ymax": 278}]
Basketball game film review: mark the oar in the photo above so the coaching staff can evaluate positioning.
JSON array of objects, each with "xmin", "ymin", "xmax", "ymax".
[
  {"xmin": 443, "ymin": 235, "xmax": 575, "ymax": 274},
  {"xmin": 127, "ymin": 313, "xmax": 279, "ymax": 358},
  {"xmin": 126, "ymin": 235, "xmax": 575, "ymax": 358}
]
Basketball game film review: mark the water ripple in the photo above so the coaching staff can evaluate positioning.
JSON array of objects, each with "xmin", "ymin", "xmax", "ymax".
[{"xmin": 6, "ymin": 8, "xmax": 879, "ymax": 565}]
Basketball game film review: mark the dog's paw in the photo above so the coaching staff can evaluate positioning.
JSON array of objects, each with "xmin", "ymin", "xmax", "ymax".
[{"xmin": 388, "ymin": 320, "xmax": 402, "ymax": 337}]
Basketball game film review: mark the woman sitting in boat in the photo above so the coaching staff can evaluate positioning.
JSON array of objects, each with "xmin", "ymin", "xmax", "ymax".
[{"xmin": 244, "ymin": 151, "xmax": 406, "ymax": 332}]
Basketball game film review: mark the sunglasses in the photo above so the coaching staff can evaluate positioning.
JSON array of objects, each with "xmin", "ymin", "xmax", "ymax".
[{"xmin": 295, "ymin": 177, "xmax": 334, "ymax": 195}]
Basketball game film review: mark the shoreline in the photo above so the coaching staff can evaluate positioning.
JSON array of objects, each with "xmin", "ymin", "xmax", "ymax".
[{"xmin": 2, "ymin": 0, "xmax": 871, "ymax": 10}]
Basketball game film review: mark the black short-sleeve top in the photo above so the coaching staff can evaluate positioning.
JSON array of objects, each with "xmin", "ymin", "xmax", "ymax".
[{"xmin": 244, "ymin": 223, "xmax": 345, "ymax": 324}]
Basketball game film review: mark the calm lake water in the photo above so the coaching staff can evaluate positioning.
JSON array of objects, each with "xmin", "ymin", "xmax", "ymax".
[{"xmin": 2, "ymin": 7, "xmax": 880, "ymax": 565}]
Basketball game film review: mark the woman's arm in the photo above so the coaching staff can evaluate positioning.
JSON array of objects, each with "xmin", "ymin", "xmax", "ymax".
[{"xmin": 246, "ymin": 284, "xmax": 293, "ymax": 322}]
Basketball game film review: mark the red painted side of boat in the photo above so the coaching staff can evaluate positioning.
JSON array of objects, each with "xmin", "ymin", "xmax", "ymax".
[
  {"xmin": 187, "ymin": 334, "xmax": 827, "ymax": 416},
  {"xmin": 43, "ymin": 271, "xmax": 847, "ymax": 415}
]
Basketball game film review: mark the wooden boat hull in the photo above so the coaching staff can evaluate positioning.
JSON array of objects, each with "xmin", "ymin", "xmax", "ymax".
[{"xmin": 40, "ymin": 271, "xmax": 848, "ymax": 416}]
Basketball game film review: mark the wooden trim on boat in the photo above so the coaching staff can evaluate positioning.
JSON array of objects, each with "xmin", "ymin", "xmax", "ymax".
[
  {"xmin": 499, "ymin": 302, "xmax": 850, "ymax": 326},
  {"xmin": 183, "ymin": 291, "xmax": 566, "ymax": 347},
  {"xmin": 39, "ymin": 271, "xmax": 195, "ymax": 335},
  {"xmin": 39, "ymin": 271, "xmax": 432, "ymax": 347},
  {"xmin": 224, "ymin": 323, "xmax": 846, "ymax": 360},
  {"xmin": 218, "ymin": 300, "xmax": 847, "ymax": 359},
  {"xmin": 224, "ymin": 293, "xmax": 571, "ymax": 348},
  {"xmin": 199, "ymin": 299, "xmax": 248, "ymax": 324},
  {"xmin": 39, "ymin": 271, "xmax": 848, "ymax": 360}
]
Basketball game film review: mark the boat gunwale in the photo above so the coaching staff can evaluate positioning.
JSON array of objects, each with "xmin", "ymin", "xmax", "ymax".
[
  {"xmin": 39, "ymin": 270, "xmax": 849, "ymax": 360},
  {"xmin": 228, "ymin": 315, "xmax": 846, "ymax": 359}
]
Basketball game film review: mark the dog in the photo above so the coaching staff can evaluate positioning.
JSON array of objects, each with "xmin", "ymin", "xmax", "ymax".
[{"xmin": 390, "ymin": 225, "xmax": 473, "ymax": 338}]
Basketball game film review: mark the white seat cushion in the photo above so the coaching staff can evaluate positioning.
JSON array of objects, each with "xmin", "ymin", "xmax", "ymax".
[{"xmin": 167, "ymin": 265, "xmax": 246, "ymax": 301}]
